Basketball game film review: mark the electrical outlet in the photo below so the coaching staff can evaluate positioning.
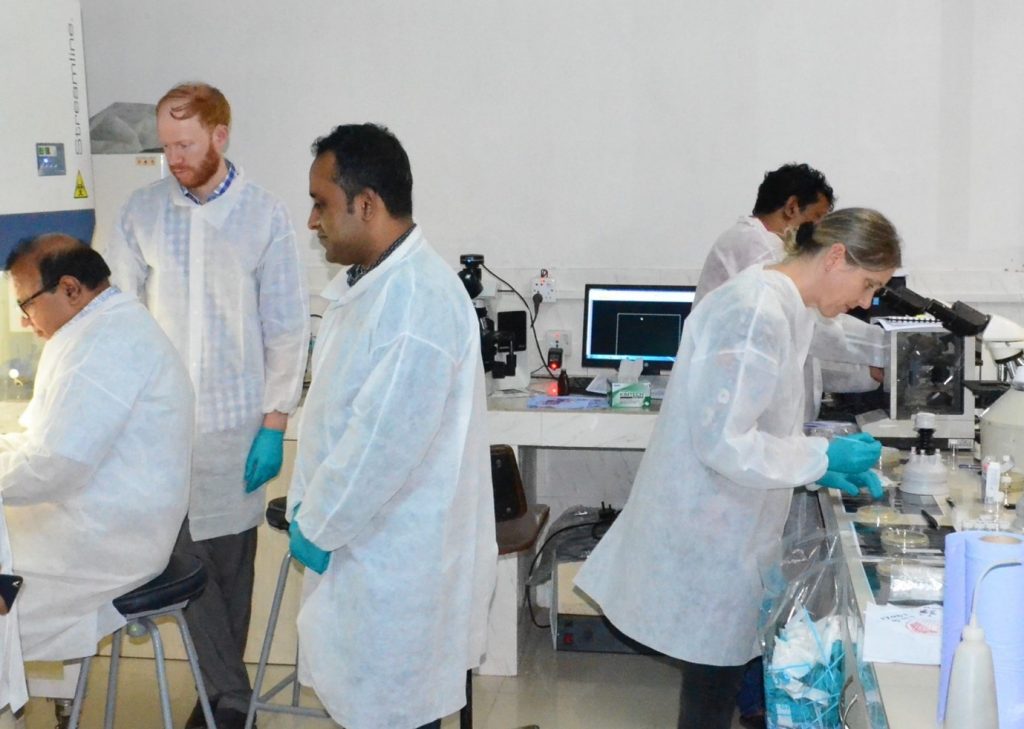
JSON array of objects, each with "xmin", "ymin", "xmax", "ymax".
[
  {"xmin": 532, "ymin": 269, "xmax": 557, "ymax": 303},
  {"xmin": 545, "ymin": 330, "xmax": 571, "ymax": 357}
]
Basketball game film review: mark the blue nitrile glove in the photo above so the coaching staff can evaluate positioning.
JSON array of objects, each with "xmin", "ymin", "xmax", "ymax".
[
  {"xmin": 826, "ymin": 435, "xmax": 882, "ymax": 474},
  {"xmin": 849, "ymin": 470, "xmax": 885, "ymax": 500},
  {"xmin": 817, "ymin": 470, "xmax": 860, "ymax": 496},
  {"xmin": 244, "ymin": 427, "xmax": 285, "ymax": 493},
  {"xmin": 289, "ymin": 517, "xmax": 330, "ymax": 574},
  {"xmin": 846, "ymin": 432, "xmax": 882, "ymax": 446}
]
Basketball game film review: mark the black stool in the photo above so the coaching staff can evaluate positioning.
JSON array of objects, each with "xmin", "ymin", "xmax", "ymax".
[
  {"xmin": 67, "ymin": 554, "xmax": 217, "ymax": 729},
  {"xmin": 245, "ymin": 498, "xmax": 474, "ymax": 728}
]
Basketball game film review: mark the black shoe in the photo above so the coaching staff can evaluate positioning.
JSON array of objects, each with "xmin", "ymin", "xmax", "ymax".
[
  {"xmin": 184, "ymin": 699, "xmax": 216, "ymax": 729},
  {"xmin": 213, "ymin": 706, "xmax": 254, "ymax": 729},
  {"xmin": 738, "ymin": 712, "xmax": 767, "ymax": 729}
]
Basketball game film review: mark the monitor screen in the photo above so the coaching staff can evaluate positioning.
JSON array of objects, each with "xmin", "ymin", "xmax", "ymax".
[{"xmin": 581, "ymin": 284, "xmax": 696, "ymax": 371}]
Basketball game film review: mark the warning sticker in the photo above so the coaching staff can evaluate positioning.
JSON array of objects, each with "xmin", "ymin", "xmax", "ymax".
[{"xmin": 74, "ymin": 171, "xmax": 89, "ymax": 199}]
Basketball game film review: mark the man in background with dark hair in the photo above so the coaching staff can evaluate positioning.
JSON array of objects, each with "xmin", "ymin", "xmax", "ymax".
[
  {"xmin": 288, "ymin": 123, "xmax": 496, "ymax": 729},
  {"xmin": 0, "ymin": 234, "xmax": 192, "ymax": 675},
  {"xmin": 695, "ymin": 163, "xmax": 886, "ymax": 421},
  {"xmin": 105, "ymin": 82, "xmax": 309, "ymax": 729},
  {"xmin": 695, "ymin": 163, "xmax": 834, "ymax": 304}
]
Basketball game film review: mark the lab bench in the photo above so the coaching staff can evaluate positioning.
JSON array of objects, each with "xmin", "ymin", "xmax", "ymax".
[
  {"xmin": 813, "ymin": 486, "xmax": 938, "ymax": 729},
  {"xmin": 811, "ymin": 464, "xmax": 980, "ymax": 729}
]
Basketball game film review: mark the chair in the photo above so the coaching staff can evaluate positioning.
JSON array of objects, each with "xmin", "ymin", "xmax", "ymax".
[
  {"xmin": 478, "ymin": 446, "xmax": 550, "ymax": 677},
  {"xmin": 67, "ymin": 554, "xmax": 216, "ymax": 729},
  {"xmin": 491, "ymin": 445, "xmax": 550, "ymax": 557}
]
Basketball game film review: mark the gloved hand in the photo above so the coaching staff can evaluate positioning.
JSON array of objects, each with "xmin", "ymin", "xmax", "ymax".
[
  {"xmin": 289, "ymin": 517, "xmax": 330, "ymax": 574},
  {"xmin": 826, "ymin": 434, "xmax": 881, "ymax": 474},
  {"xmin": 849, "ymin": 470, "xmax": 885, "ymax": 500},
  {"xmin": 244, "ymin": 427, "xmax": 285, "ymax": 493},
  {"xmin": 817, "ymin": 470, "xmax": 861, "ymax": 496},
  {"xmin": 846, "ymin": 432, "xmax": 882, "ymax": 445}
]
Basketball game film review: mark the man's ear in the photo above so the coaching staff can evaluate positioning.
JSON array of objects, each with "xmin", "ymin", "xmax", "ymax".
[
  {"xmin": 211, "ymin": 124, "xmax": 230, "ymax": 153},
  {"xmin": 782, "ymin": 194, "xmax": 802, "ymax": 220},
  {"xmin": 60, "ymin": 275, "xmax": 85, "ymax": 303},
  {"xmin": 359, "ymin": 189, "xmax": 384, "ymax": 221}
]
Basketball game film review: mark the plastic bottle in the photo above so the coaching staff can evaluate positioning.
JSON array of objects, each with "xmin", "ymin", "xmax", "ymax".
[{"xmin": 943, "ymin": 617, "xmax": 998, "ymax": 729}]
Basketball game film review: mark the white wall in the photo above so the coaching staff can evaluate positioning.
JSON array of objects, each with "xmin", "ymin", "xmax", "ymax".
[{"xmin": 80, "ymin": 0, "xmax": 1024, "ymax": 374}]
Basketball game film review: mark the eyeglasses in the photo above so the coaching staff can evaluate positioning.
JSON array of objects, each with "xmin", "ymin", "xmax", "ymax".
[{"xmin": 16, "ymin": 282, "xmax": 58, "ymax": 317}]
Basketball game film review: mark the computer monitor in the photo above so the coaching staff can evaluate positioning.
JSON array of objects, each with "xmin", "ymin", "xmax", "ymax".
[{"xmin": 581, "ymin": 284, "xmax": 696, "ymax": 373}]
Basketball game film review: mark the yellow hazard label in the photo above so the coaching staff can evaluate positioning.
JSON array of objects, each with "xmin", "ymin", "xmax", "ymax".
[{"xmin": 74, "ymin": 171, "xmax": 89, "ymax": 199}]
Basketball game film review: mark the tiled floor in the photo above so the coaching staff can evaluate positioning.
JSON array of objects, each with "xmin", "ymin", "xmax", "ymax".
[{"xmin": 16, "ymin": 627, "xmax": 747, "ymax": 728}]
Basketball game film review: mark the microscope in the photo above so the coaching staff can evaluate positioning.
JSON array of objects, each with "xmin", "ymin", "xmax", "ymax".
[
  {"xmin": 458, "ymin": 254, "xmax": 527, "ymax": 389},
  {"xmin": 858, "ymin": 285, "xmax": 1024, "ymax": 446}
]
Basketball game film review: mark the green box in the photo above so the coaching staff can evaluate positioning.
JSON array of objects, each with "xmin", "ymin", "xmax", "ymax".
[{"xmin": 607, "ymin": 381, "xmax": 652, "ymax": 408}]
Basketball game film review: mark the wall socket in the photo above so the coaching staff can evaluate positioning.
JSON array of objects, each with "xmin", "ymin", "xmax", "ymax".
[
  {"xmin": 545, "ymin": 329, "xmax": 571, "ymax": 357},
  {"xmin": 532, "ymin": 269, "xmax": 557, "ymax": 303}
]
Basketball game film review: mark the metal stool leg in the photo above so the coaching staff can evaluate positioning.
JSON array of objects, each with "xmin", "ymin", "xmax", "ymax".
[
  {"xmin": 104, "ymin": 628, "xmax": 124, "ymax": 729},
  {"xmin": 66, "ymin": 657, "xmax": 91, "ymax": 729},
  {"xmin": 246, "ymin": 549, "xmax": 329, "ymax": 726},
  {"xmin": 246, "ymin": 549, "xmax": 294, "ymax": 729},
  {"xmin": 139, "ymin": 617, "xmax": 175, "ymax": 729},
  {"xmin": 171, "ymin": 608, "xmax": 217, "ymax": 729},
  {"xmin": 290, "ymin": 638, "xmax": 301, "ymax": 708}
]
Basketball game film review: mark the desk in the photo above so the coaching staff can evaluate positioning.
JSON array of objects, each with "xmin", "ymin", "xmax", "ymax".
[{"xmin": 480, "ymin": 394, "xmax": 659, "ymax": 675}]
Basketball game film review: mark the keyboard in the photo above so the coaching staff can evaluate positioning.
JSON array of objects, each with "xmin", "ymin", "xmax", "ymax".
[{"xmin": 567, "ymin": 376, "xmax": 599, "ymax": 395}]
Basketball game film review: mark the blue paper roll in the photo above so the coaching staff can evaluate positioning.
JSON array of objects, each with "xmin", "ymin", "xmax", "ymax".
[{"xmin": 939, "ymin": 531, "xmax": 1024, "ymax": 727}]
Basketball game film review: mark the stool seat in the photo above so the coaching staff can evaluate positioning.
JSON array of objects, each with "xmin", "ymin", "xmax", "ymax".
[
  {"xmin": 69, "ymin": 553, "xmax": 215, "ymax": 729},
  {"xmin": 496, "ymin": 504, "xmax": 550, "ymax": 556},
  {"xmin": 112, "ymin": 554, "xmax": 206, "ymax": 616},
  {"xmin": 266, "ymin": 496, "xmax": 289, "ymax": 532}
]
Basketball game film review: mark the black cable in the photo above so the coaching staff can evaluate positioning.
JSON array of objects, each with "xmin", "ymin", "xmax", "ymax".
[
  {"xmin": 481, "ymin": 264, "xmax": 557, "ymax": 380},
  {"xmin": 526, "ymin": 583, "xmax": 549, "ymax": 629},
  {"xmin": 522, "ymin": 520, "xmax": 606, "ymax": 630}
]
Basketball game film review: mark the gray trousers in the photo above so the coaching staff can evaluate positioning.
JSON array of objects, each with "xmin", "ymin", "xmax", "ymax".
[{"xmin": 174, "ymin": 520, "xmax": 258, "ymax": 713}]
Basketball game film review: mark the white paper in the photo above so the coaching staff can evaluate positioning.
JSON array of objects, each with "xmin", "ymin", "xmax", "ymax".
[
  {"xmin": 875, "ymin": 316, "xmax": 940, "ymax": 331},
  {"xmin": 862, "ymin": 603, "xmax": 942, "ymax": 665},
  {"xmin": 617, "ymin": 358, "xmax": 643, "ymax": 383}
]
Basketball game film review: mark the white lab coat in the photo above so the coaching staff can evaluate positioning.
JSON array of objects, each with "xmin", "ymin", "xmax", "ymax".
[
  {"xmin": 0, "ymin": 290, "xmax": 193, "ymax": 661},
  {"xmin": 106, "ymin": 171, "xmax": 309, "ymax": 540},
  {"xmin": 0, "ymin": 502, "xmax": 26, "ymax": 714},
  {"xmin": 694, "ymin": 215, "xmax": 887, "ymax": 419},
  {"xmin": 289, "ymin": 229, "xmax": 497, "ymax": 729},
  {"xmin": 574, "ymin": 266, "xmax": 829, "ymax": 665}
]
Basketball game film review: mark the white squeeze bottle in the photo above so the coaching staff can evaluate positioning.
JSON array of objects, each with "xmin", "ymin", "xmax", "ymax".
[{"xmin": 944, "ymin": 616, "xmax": 998, "ymax": 728}]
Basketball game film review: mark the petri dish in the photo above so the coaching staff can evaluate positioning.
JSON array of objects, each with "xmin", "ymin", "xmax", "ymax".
[
  {"xmin": 804, "ymin": 421, "xmax": 859, "ymax": 439},
  {"xmin": 880, "ymin": 527, "xmax": 929, "ymax": 554},
  {"xmin": 855, "ymin": 504, "xmax": 901, "ymax": 527},
  {"xmin": 876, "ymin": 558, "xmax": 914, "ymax": 578},
  {"xmin": 880, "ymin": 446, "xmax": 902, "ymax": 468}
]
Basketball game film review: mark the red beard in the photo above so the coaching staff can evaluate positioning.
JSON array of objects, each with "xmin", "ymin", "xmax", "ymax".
[{"xmin": 171, "ymin": 142, "xmax": 221, "ymax": 191}]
